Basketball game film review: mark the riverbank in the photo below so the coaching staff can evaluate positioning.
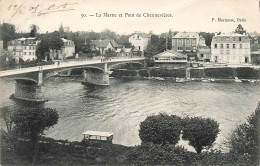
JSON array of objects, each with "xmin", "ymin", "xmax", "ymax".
[
  {"xmin": 110, "ymin": 67, "xmax": 260, "ymax": 83},
  {"xmin": 1, "ymin": 131, "xmax": 254, "ymax": 166}
]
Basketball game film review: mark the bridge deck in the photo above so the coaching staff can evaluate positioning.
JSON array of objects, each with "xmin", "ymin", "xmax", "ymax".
[{"xmin": 0, "ymin": 58, "xmax": 145, "ymax": 77}]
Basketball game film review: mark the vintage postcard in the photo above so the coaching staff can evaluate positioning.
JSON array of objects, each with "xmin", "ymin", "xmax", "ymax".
[{"xmin": 0, "ymin": 0, "xmax": 260, "ymax": 165}]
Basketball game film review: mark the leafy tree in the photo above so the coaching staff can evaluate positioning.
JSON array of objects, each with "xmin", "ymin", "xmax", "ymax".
[
  {"xmin": 12, "ymin": 107, "xmax": 59, "ymax": 163},
  {"xmin": 145, "ymin": 35, "xmax": 166, "ymax": 59},
  {"xmin": 139, "ymin": 113, "xmax": 182, "ymax": 145},
  {"xmin": 0, "ymin": 23, "xmax": 16, "ymax": 49},
  {"xmin": 229, "ymin": 102, "xmax": 259, "ymax": 165},
  {"xmin": 0, "ymin": 106, "xmax": 15, "ymax": 132},
  {"xmin": 36, "ymin": 38, "xmax": 50, "ymax": 59},
  {"xmin": 182, "ymin": 117, "xmax": 220, "ymax": 154},
  {"xmin": 235, "ymin": 24, "xmax": 246, "ymax": 35},
  {"xmin": 59, "ymin": 23, "xmax": 65, "ymax": 38},
  {"xmin": 199, "ymin": 32, "xmax": 215, "ymax": 47},
  {"xmin": 29, "ymin": 24, "xmax": 39, "ymax": 37}
]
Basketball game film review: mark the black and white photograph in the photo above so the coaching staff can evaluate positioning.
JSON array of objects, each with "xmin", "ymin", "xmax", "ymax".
[{"xmin": 0, "ymin": 0, "xmax": 260, "ymax": 165}]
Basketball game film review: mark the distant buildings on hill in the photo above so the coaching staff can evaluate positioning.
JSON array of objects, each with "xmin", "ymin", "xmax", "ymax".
[{"xmin": 3, "ymin": 30, "xmax": 260, "ymax": 66}]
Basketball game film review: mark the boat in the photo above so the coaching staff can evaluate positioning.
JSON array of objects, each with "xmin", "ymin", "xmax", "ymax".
[
  {"xmin": 176, "ymin": 78, "xmax": 186, "ymax": 83},
  {"xmin": 155, "ymin": 77, "xmax": 165, "ymax": 81},
  {"xmin": 234, "ymin": 77, "xmax": 242, "ymax": 83},
  {"xmin": 209, "ymin": 78, "xmax": 215, "ymax": 82}
]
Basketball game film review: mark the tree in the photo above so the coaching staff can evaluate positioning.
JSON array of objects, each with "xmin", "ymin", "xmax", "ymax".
[
  {"xmin": 229, "ymin": 102, "xmax": 259, "ymax": 165},
  {"xmin": 199, "ymin": 32, "xmax": 215, "ymax": 47},
  {"xmin": 167, "ymin": 29, "xmax": 172, "ymax": 50},
  {"xmin": 182, "ymin": 117, "xmax": 220, "ymax": 154},
  {"xmin": 36, "ymin": 38, "xmax": 50, "ymax": 60},
  {"xmin": 12, "ymin": 107, "xmax": 59, "ymax": 163},
  {"xmin": 29, "ymin": 24, "xmax": 39, "ymax": 37},
  {"xmin": 235, "ymin": 24, "xmax": 246, "ymax": 35},
  {"xmin": 0, "ymin": 106, "xmax": 14, "ymax": 132},
  {"xmin": 0, "ymin": 23, "xmax": 16, "ymax": 49},
  {"xmin": 59, "ymin": 23, "xmax": 65, "ymax": 38},
  {"xmin": 139, "ymin": 113, "xmax": 182, "ymax": 145}
]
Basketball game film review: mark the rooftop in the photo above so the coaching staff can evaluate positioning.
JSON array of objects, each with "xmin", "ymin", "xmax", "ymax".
[
  {"xmin": 173, "ymin": 32, "xmax": 199, "ymax": 38},
  {"xmin": 89, "ymin": 39, "xmax": 121, "ymax": 48},
  {"xmin": 154, "ymin": 49, "xmax": 187, "ymax": 58},
  {"xmin": 214, "ymin": 33, "xmax": 247, "ymax": 37},
  {"xmin": 82, "ymin": 130, "xmax": 114, "ymax": 137}
]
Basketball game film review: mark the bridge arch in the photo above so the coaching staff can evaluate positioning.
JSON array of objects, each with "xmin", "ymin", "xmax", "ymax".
[{"xmin": 42, "ymin": 65, "xmax": 105, "ymax": 81}]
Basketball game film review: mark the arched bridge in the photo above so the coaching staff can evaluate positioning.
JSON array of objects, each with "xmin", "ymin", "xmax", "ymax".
[{"xmin": 0, "ymin": 58, "xmax": 145, "ymax": 102}]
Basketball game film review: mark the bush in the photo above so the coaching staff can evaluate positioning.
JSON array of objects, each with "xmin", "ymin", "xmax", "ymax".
[
  {"xmin": 139, "ymin": 69, "xmax": 149, "ymax": 77},
  {"xmin": 205, "ymin": 68, "xmax": 234, "ymax": 79},
  {"xmin": 139, "ymin": 113, "xmax": 182, "ymax": 145},
  {"xmin": 229, "ymin": 102, "xmax": 260, "ymax": 165},
  {"xmin": 150, "ymin": 68, "xmax": 186, "ymax": 77},
  {"xmin": 190, "ymin": 69, "xmax": 205, "ymax": 78},
  {"xmin": 236, "ymin": 67, "xmax": 260, "ymax": 79},
  {"xmin": 182, "ymin": 117, "xmax": 220, "ymax": 154},
  {"xmin": 126, "ymin": 143, "xmax": 194, "ymax": 165}
]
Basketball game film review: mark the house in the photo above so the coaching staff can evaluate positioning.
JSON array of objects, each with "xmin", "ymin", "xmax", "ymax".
[
  {"xmin": 153, "ymin": 50, "xmax": 188, "ymax": 69},
  {"xmin": 129, "ymin": 32, "xmax": 150, "ymax": 56},
  {"xmin": 211, "ymin": 33, "xmax": 251, "ymax": 64},
  {"xmin": 7, "ymin": 37, "xmax": 40, "ymax": 61},
  {"xmin": 116, "ymin": 48, "xmax": 133, "ymax": 58},
  {"xmin": 88, "ymin": 39, "xmax": 122, "ymax": 55},
  {"xmin": 50, "ymin": 38, "xmax": 75, "ymax": 60},
  {"xmin": 172, "ymin": 32, "xmax": 200, "ymax": 60},
  {"xmin": 197, "ymin": 36, "xmax": 211, "ymax": 62}
]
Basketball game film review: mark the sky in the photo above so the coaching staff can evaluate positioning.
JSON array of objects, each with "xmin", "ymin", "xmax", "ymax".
[{"xmin": 0, "ymin": 0, "xmax": 259, "ymax": 35}]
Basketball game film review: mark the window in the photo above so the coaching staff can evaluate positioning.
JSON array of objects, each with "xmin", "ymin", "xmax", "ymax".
[
  {"xmin": 201, "ymin": 54, "xmax": 204, "ymax": 58},
  {"xmin": 227, "ymin": 50, "xmax": 230, "ymax": 54},
  {"xmin": 221, "ymin": 37, "xmax": 223, "ymax": 41},
  {"xmin": 226, "ymin": 37, "xmax": 229, "ymax": 41},
  {"xmin": 24, "ymin": 46, "xmax": 26, "ymax": 50},
  {"xmin": 214, "ymin": 44, "xmax": 217, "ymax": 48},
  {"xmin": 239, "ymin": 37, "xmax": 242, "ymax": 41},
  {"xmin": 178, "ymin": 39, "xmax": 182, "ymax": 44},
  {"xmin": 240, "ymin": 44, "xmax": 242, "ymax": 48},
  {"xmin": 233, "ymin": 37, "xmax": 235, "ymax": 41},
  {"xmin": 227, "ymin": 44, "xmax": 229, "ymax": 48},
  {"xmin": 178, "ymin": 47, "xmax": 183, "ymax": 50},
  {"xmin": 221, "ymin": 44, "xmax": 223, "ymax": 48},
  {"xmin": 24, "ymin": 52, "xmax": 26, "ymax": 55},
  {"xmin": 192, "ymin": 40, "xmax": 196, "ymax": 44},
  {"xmin": 233, "ymin": 44, "xmax": 236, "ymax": 48},
  {"xmin": 186, "ymin": 39, "xmax": 190, "ymax": 44},
  {"xmin": 138, "ymin": 46, "xmax": 140, "ymax": 50}
]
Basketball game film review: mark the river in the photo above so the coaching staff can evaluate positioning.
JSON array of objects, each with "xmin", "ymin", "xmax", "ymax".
[{"xmin": 1, "ymin": 77, "xmax": 260, "ymax": 151}]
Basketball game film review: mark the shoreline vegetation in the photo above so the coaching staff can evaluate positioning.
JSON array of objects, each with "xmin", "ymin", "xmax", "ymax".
[{"xmin": 1, "ymin": 103, "xmax": 259, "ymax": 166}]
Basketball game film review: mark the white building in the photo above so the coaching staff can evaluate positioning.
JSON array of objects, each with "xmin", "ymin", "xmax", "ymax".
[
  {"xmin": 50, "ymin": 38, "xmax": 75, "ymax": 60},
  {"xmin": 211, "ymin": 33, "xmax": 251, "ymax": 64},
  {"xmin": 129, "ymin": 33, "xmax": 150, "ymax": 55},
  {"xmin": 7, "ymin": 37, "xmax": 40, "ymax": 61}
]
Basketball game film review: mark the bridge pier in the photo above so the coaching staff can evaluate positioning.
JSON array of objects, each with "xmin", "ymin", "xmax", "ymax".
[
  {"xmin": 11, "ymin": 80, "xmax": 46, "ymax": 102},
  {"xmin": 82, "ymin": 69, "xmax": 109, "ymax": 86}
]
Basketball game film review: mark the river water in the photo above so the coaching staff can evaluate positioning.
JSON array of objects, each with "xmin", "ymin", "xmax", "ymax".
[{"xmin": 1, "ymin": 77, "xmax": 260, "ymax": 151}]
